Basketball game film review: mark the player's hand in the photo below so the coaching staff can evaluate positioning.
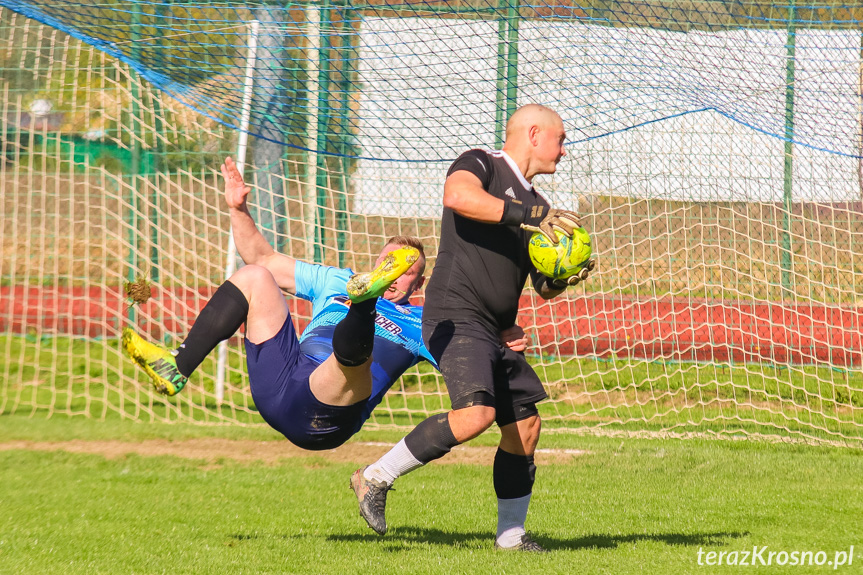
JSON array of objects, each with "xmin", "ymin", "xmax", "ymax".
[
  {"xmin": 521, "ymin": 208, "xmax": 581, "ymax": 245},
  {"xmin": 552, "ymin": 259, "xmax": 597, "ymax": 289},
  {"xmin": 221, "ymin": 156, "xmax": 251, "ymax": 210},
  {"xmin": 500, "ymin": 324, "xmax": 529, "ymax": 353}
]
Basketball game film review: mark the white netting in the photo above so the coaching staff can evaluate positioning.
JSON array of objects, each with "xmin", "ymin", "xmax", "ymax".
[{"xmin": 1, "ymin": 4, "xmax": 862, "ymax": 447}]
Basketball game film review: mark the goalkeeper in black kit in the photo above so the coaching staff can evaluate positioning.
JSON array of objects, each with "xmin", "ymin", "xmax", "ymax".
[{"xmin": 350, "ymin": 104, "xmax": 596, "ymax": 551}]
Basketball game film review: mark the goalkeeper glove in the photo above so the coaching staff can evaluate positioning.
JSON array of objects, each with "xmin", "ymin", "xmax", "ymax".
[
  {"xmin": 500, "ymin": 201, "xmax": 580, "ymax": 245},
  {"xmin": 548, "ymin": 259, "xmax": 597, "ymax": 289}
]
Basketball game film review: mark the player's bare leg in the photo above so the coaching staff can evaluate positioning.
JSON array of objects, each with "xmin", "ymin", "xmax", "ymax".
[
  {"xmin": 498, "ymin": 414, "xmax": 540, "ymax": 455},
  {"xmin": 230, "ymin": 265, "xmax": 289, "ymax": 344},
  {"xmin": 310, "ymin": 356, "xmax": 373, "ymax": 406},
  {"xmin": 448, "ymin": 405, "xmax": 497, "ymax": 442}
]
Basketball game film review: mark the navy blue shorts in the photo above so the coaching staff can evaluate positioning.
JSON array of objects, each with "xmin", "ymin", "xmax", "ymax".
[{"xmin": 245, "ymin": 315, "xmax": 367, "ymax": 451}]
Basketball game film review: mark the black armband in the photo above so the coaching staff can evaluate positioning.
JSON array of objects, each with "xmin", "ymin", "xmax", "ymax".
[{"xmin": 500, "ymin": 199, "xmax": 526, "ymax": 226}]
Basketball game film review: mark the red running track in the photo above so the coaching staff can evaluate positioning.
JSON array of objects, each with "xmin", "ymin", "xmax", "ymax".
[
  {"xmin": 0, "ymin": 285, "xmax": 314, "ymax": 342},
  {"xmin": 1, "ymin": 286, "xmax": 861, "ymax": 366}
]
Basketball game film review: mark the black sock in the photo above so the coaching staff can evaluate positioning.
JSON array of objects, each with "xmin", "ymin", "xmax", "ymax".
[
  {"xmin": 493, "ymin": 448, "xmax": 536, "ymax": 500},
  {"xmin": 174, "ymin": 281, "xmax": 249, "ymax": 377},
  {"xmin": 404, "ymin": 413, "xmax": 460, "ymax": 463},
  {"xmin": 332, "ymin": 298, "xmax": 377, "ymax": 367}
]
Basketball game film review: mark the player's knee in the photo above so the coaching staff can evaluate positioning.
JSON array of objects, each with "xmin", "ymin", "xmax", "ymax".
[
  {"xmin": 229, "ymin": 266, "xmax": 282, "ymax": 310},
  {"xmin": 471, "ymin": 406, "xmax": 497, "ymax": 431},
  {"xmin": 230, "ymin": 264, "xmax": 275, "ymax": 293},
  {"xmin": 499, "ymin": 412, "xmax": 541, "ymax": 455},
  {"xmin": 450, "ymin": 404, "xmax": 496, "ymax": 441}
]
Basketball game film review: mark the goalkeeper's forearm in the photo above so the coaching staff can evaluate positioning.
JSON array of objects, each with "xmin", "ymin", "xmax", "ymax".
[
  {"xmin": 531, "ymin": 273, "xmax": 566, "ymax": 300},
  {"xmin": 229, "ymin": 204, "xmax": 276, "ymax": 266}
]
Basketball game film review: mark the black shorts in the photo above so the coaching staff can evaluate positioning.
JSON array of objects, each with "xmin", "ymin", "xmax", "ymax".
[
  {"xmin": 245, "ymin": 315, "xmax": 366, "ymax": 451},
  {"xmin": 422, "ymin": 319, "xmax": 547, "ymax": 427}
]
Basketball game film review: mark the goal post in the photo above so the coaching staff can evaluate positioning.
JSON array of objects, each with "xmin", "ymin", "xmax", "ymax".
[{"xmin": 215, "ymin": 18, "xmax": 259, "ymax": 405}]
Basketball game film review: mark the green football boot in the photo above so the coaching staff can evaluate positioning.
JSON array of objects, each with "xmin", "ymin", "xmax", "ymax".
[
  {"xmin": 346, "ymin": 246, "xmax": 420, "ymax": 303},
  {"xmin": 121, "ymin": 327, "xmax": 188, "ymax": 396}
]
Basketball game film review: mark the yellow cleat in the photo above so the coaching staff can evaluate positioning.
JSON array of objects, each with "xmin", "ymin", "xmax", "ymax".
[
  {"xmin": 346, "ymin": 246, "xmax": 419, "ymax": 303},
  {"xmin": 121, "ymin": 327, "xmax": 187, "ymax": 396}
]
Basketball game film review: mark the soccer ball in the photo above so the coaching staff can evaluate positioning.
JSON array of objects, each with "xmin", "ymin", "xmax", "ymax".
[{"xmin": 528, "ymin": 228, "xmax": 592, "ymax": 280}]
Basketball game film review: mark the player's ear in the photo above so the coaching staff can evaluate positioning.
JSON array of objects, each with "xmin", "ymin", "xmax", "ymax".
[
  {"xmin": 528, "ymin": 124, "xmax": 541, "ymax": 146},
  {"xmin": 407, "ymin": 275, "xmax": 426, "ymax": 297}
]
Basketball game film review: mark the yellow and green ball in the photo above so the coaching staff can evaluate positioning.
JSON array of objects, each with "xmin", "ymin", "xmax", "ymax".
[{"xmin": 528, "ymin": 228, "xmax": 592, "ymax": 280}]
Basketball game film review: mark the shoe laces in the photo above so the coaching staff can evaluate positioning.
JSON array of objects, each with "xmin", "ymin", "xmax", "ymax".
[
  {"xmin": 150, "ymin": 358, "xmax": 185, "ymax": 383},
  {"xmin": 518, "ymin": 534, "xmax": 547, "ymax": 552},
  {"xmin": 366, "ymin": 481, "xmax": 393, "ymax": 513}
]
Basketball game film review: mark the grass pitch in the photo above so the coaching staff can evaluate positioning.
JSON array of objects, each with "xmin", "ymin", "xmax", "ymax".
[
  {"xmin": 4, "ymin": 334, "xmax": 863, "ymax": 447},
  {"xmin": 1, "ymin": 415, "xmax": 861, "ymax": 574}
]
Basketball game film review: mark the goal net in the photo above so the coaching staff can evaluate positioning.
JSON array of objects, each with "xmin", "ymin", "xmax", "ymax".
[{"xmin": 2, "ymin": 1, "xmax": 862, "ymax": 447}]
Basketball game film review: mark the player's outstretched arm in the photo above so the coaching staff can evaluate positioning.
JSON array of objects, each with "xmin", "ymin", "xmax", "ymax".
[{"xmin": 221, "ymin": 156, "xmax": 298, "ymax": 294}]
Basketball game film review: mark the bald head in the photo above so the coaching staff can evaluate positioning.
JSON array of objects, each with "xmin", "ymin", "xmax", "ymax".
[
  {"xmin": 505, "ymin": 104, "xmax": 562, "ymax": 142},
  {"xmin": 502, "ymin": 104, "xmax": 567, "ymax": 181}
]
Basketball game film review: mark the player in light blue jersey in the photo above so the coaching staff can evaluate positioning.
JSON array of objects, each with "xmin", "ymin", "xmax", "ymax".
[
  {"xmin": 123, "ymin": 157, "xmax": 527, "ymax": 450},
  {"xmin": 123, "ymin": 157, "xmax": 530, "ymax": 450}
]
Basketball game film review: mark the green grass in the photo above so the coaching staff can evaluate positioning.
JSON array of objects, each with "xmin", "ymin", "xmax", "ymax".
[
  {"xmin": 3, "ymin": 334, "xmax": 863, "ymax": 447},
  {"xmin": 0, "ymin": 415, "xmax": 861, "ymax": 574},
  {"xmin": 0, "ymin": 334, "xmax": 263, "ymax": 425}
]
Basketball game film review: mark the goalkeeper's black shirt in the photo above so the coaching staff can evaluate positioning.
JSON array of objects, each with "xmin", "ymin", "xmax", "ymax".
[{"xmin": 423, "ymin": 149, "xmax": 550, "ymax": 331}]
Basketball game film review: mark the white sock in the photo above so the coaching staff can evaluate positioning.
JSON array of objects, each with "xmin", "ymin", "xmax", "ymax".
[
  {"xmin": 496, "ymin": 493, "xmax": 532, "ymax": 548},
  {"xmin": 363, "ymin": 438, "xmax": 423, "ymax": 486}
]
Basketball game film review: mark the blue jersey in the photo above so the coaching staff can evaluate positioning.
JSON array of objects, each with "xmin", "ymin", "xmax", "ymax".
[{"xmin": 293, "ymin": 260, "xmax": 437, "ymax": 424}]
